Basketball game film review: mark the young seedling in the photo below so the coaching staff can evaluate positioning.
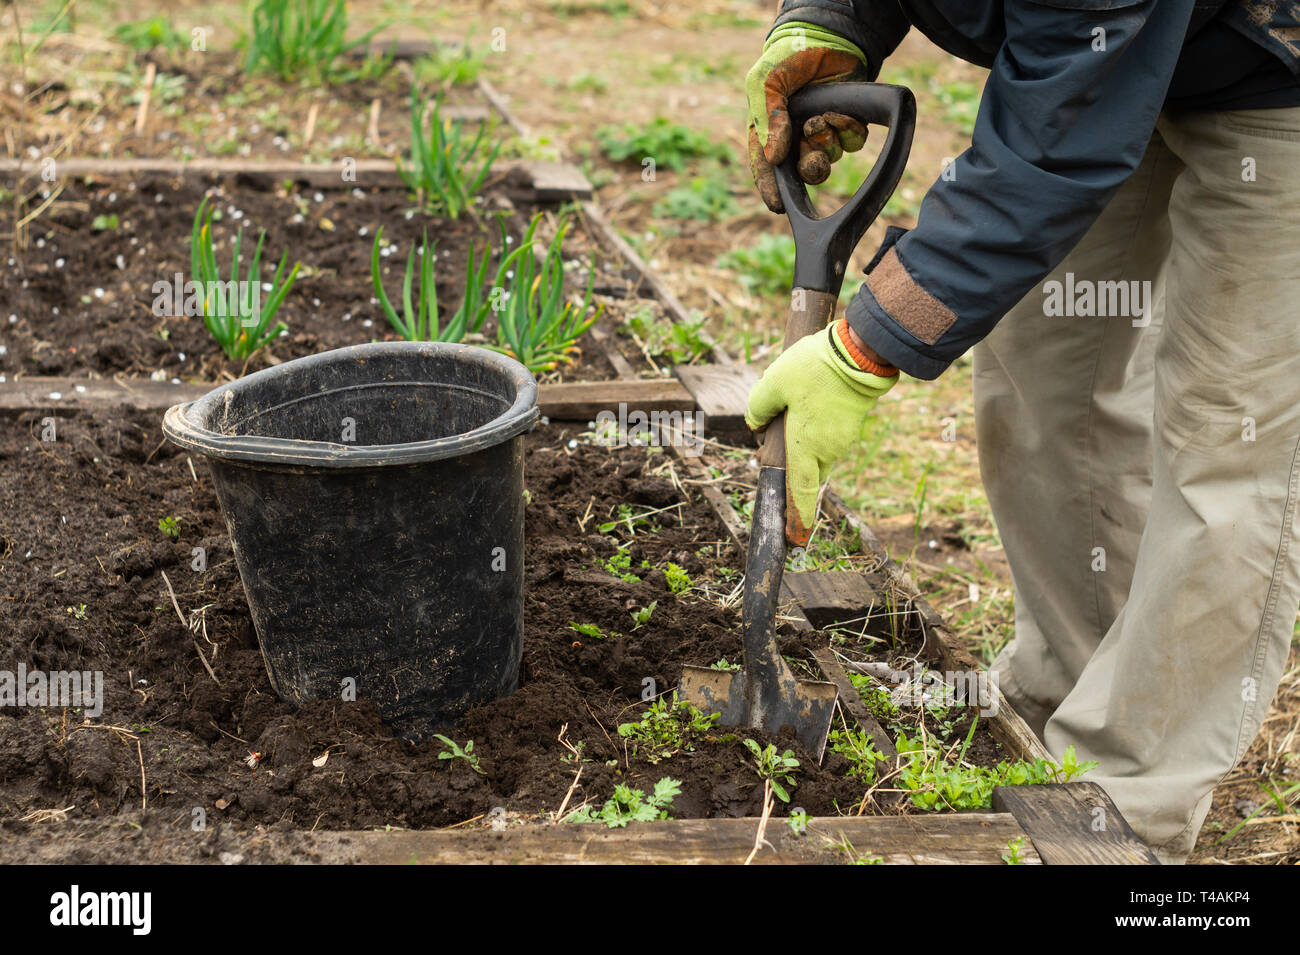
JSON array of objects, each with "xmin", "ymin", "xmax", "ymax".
[
  {"xmin": 491, "ymin": 214, "xmax": 602, "ymax": 373},
  {"xmin": 568, "ymin": 622, "xmax": 609, "ymax": 641},
  {"xmin": 828, "ymin": 727, "xmax": 887, "ymax": 783},
  {"xmin": 191, "ymin": 197, "xmax": 300, "ymax": 362},
  {"xmin": 663, "ymin": 562, "xmax": 692, "ymax": 595},
  {"xmin": 787, "ymin": 807, "xmax": 809, "ymax": 836},
  {"xmin": 744, "ymin": 739, "xmax": 800, "ymax": 803},
  {"xmin": 158, "ymin": 516, "xmax": 180, "ymax": 538},
  {"xmin": 433, "ymin": 734, "xmax": 486, "ymax": 774},
  {"xmin": 371, "ymin": 226, "xmax": 525, "ymax": 343},
  {"xmin": 565, "ymin": 777, "xmax": 681, "ymax": 827},
  {"xmin": 709, "ymin": 657, "xmax": 742, "ymax": 672},
  {"xmin": 398, "ymin": 90, "xmax": 502, "ymax": 218},
  {"xmin": 629, "ymin": 600, "xmax": 657, "ymax": 631},
  {"xmin": 65, "ymin": 604, "xmax": 88, "ymax": 620},
  {"xmin": 1002, "ymin": 835, "xmax": 1027, "ymax": 865}
]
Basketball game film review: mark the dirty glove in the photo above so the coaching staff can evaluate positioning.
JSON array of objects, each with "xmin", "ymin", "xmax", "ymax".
[
  {"xmin": 745, "ymin": 320, "xmax": 898, "ymax": 545},
  {"xmin": 746, "ymin": 22, "xmax": 871, "ymax": 213}
]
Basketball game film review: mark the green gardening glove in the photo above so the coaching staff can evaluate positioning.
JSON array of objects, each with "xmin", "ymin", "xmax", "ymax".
[
  {"xmin": 746, "ymin": 22, "xmax": 872, "ymax": 213},
  {"xmin": 745, "ymin": 320, "xmax": 898, "ymax": 545}
]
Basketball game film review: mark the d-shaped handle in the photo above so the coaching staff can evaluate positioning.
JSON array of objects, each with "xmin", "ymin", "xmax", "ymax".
[{"xmin": 775, "ymin": 82, "xmax": 916, "ymax": 296}]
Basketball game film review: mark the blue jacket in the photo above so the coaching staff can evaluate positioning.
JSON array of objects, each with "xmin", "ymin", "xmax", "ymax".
[{"xmin": 773, "ymin": 0, "xmax": 1300, "ymax": 379}]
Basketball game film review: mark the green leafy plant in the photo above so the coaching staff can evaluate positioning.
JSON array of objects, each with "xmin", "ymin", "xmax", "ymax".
[
  {"xmin": 652, "ymin": 173, "xmax": 739, "ymax": 222},
  {"xmin": 66, "ymin": 603, "xmax": 88, "ymax": 620},
  {"xmin": 596, "ymin": 118, "xmax": 728, "ymax": 172},
  {"xmin": 787, "ymin": 807, "xmax": 808, "ymax": 835},
  {"xmin": 663, "ymin": 562, "xmax": 692, "ymax": 595},
  {"xmin": 629, "ymin": 600, "xmax": 658, "ymax": 630},
  {"xmin": 617, "ymin": 692, "xmax": 719, "ymax": 763},
  {"xmin": 565, "ymin": 777, "xmax": 681, "ymax": 827},
  {"xmin": 158, "ymin": 516, "xmax": 180, "ymax": 538},
  {"xmin": 244, "ymin": 0, "xmax": 388, "ymax": 84},
  {"xmin": 625, "ymin": 306, "xmax": 711, "ymax": 365},
  {"xmin": 568, "ymin": 622, "xmax": 609, "ymax": 641},
  {"xmin": 709, "ymin": 658, "xmax": 742, "ymax": 671},
  {"xmin": 112, "ymin": 15, "xmax": 188, "ymax": 54},
  {"xmin": 600, "ymin": 545, "xmax": 641, "ymax": 583},
  {"xmin": 413, "ymin": 38, "xmax": 490, "ymax": 88},
  {"xmin": 491, "ymin": 214, "xmax": 602, "ymax": 373},
  {"xmin": 91, "ymin": 214, "xmax": 119, "ymax": 232},
  {"xmin": 191, "ymin": 197, "xmax": 300, "ymax": 361},
  {"xmin": 1002, "ymin": 835, "xmax": 1026, "ymax": 865},
  {"xmin": 717, "ymin": 233, "xmax": 796, "ymax": 299},
  {"xmin": 829, "ymin": 727, "xmax": 887, "ymax": 783},
  {"xmin": 398, "ymin": 90, "xmax": 503, "ymax": 218},
  {"xmin": 433, "ymin": 734, "xmax": 486, "ymax": 774},
  {"xmin": 598, "ymin": 503, "xmax": 655, "ymax": 535},
  {"xmin": 744, "ymin": 739, "xmax": 800, "ymax": 803}
]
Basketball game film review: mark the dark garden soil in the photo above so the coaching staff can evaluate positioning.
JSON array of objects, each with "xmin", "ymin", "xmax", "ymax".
[
  {"xmin": 0, "ymin": 407, "xmax": 1013, "ymax": 861},
  {"xmin": 0, "ymin": 175, "xmax": 650, "ymax": 383}
]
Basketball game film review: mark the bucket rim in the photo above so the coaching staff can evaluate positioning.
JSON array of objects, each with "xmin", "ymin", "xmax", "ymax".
[{"xmin": 162, "ymin": 341, "xmax": 539, "ymax": 468}]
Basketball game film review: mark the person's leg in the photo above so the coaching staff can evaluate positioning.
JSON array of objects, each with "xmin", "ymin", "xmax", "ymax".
[
  {"xmin": 1046, "ymin": 106, "xmax": 1300, "ymax": 863},
  {"xmin": 975, "ymin": 135, "xmax": 1184, "ymax": 739}
]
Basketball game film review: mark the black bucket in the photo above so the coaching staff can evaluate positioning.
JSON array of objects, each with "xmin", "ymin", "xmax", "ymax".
[{"xmin": 163, "ymin": 342, "xmax": 539, "ymax": 740}]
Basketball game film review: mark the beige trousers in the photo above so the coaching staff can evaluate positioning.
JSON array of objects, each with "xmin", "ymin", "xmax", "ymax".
[{"xmin": 976, "ymin": 106, "xmax": 1300, "ymax": 864}]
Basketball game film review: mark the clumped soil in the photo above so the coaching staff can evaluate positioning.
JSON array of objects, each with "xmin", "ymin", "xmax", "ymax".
[
  {"xmin": 0, "ymin": 176, "xmax": 643, "ymax": 382},
  {"xmin": 0, "ymin": 410, "xmax": 880, "ymax": 852}
]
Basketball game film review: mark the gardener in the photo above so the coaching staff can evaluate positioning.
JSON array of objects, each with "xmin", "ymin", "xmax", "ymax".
[{"xmin": 743, "ymin": 0, "xmax": 1300, "ymax": 864}]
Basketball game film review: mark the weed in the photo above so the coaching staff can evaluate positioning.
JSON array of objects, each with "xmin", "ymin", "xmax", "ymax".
[
  {"xmin": 398, "ymin": 91, "xmax": 502, "ymax": 219},
  {"xmin": 414, "ymin": 39, "xmax": 490, "ymax": 89},
  {"xmin": 629, "ymin": 600, "xmax": 658, "ymax": 630},
  {"xmin": 828, "ymin": 727, "xmax": 887, "ymax": 783},
  {"xmin": 158, "ymin": 516, "xmax": 180, "ymax": 539},
  {"xmin": 598, "ymin": 503, "xmax": 654, "ymax": 535},
  {"xmin": 652, "ymin": 173, "xmax": 739, "ymax": 222},
  {"xmin": 787, "ymin": 807, "xmax": 809, "ymax": 835},
  {"xmin": 600, "ymin": 545, "xmax": 641, "ymax": 583},
  {"xmin": 744, "ymin": 739, "xmax": 800, "ymax": 803},
  {"xmin": 433, "ymin": 734, "xmax": 486, "ymax": 774},
  {"xmin": 65, "ymin": 604, "xmax": 87, "ymax": 620},
  {"xmin": 191, "ymin": 197, "xmax": 300, "ymax": 361},
  {"xmin": 617, "ymin": 692, "xmax": 719, "ymax": 763},
  {"xmin": 565, "ymin": 777, "xmax": 681, "ymax": 827},
  {"xmin": 709, "ymin": 658, "xmax": 742, "ymax": 671},
  {"xmin": 664, "ymin": 562, "xmax": 692, "ymax": 595},
  {"xmin": 112, "ymin": 15, "xmax": 188, "ymax": 54},
  {"xmin": 91, "ymin": 214, "xmax": 119, "ymax": 232},
  {"xmin": 717, "ymin": 233, "xmax": 796, "ymax": 300},
  {"xmin": 596, "ymin": 117, "xmax": 728, "ymax": 172},
  {"xmin": 568, "ymin": 622, "xmax": 609, "ymax": 641},
  {"xmin": 625, "ymin": 306, "xmax": 710, "ymax": 365},
  {"xmin": 1002, "ymin": 835, "xmax": 1026, "ymax": 865}
]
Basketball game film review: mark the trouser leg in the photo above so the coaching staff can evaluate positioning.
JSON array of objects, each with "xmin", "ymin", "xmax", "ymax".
[
  {"xmin": 1046, "ymin": 107, "xmax": 1300, "ymax": 863},
  {"xmin": 974, "ymin": 134, "xmax": 1182, "ymax": 739}
]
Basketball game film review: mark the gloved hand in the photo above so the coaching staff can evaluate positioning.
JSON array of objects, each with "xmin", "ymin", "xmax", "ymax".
[
  {"xmin": 745, "ymin": 320, "xmax": 898, "ymax": 545},
  {"xmin": 746, "ymin": 21, "xmax": 871, "ymax": 213}
]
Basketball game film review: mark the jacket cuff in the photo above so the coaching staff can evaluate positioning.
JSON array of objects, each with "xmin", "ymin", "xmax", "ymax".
[{"xmin": 845, "ymin": 230, "xmax": 958, "ymax": 381}]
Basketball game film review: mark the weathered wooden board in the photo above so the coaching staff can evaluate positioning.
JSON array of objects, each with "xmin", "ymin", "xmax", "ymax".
[
  {"xmin": 0, "ymin": 376, "xmax": 693, "ymax": 421},
  {"xmin": 323, "ymin": 813, "xmax": 1037, "ymax": 865},
  {"xmin": 673, "ymin": 363, "xmax": 759, "ymax": 446},
  {"xmin": 0, "ymin": 157, "xmax": 592, "ymax": 200},
  {"xmin": 782, "ymin": 569, "xmax": 887, "ymax": 630},
  {"xmin": 992, "ymin": 783, "xmax": 1160, "ymax": 865}
]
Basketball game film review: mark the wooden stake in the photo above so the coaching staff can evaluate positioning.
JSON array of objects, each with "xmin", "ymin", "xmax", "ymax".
[
  {"xmin": 302, "ymin": 102, "xmax": 319, "ymax": 148},
  {"xmin": 134, "ymin": 62, "xmax": 156, "ymax": 137},
  {"xmin": 366, "ymin": 98, "xmax": 381, "ymax": 148}
]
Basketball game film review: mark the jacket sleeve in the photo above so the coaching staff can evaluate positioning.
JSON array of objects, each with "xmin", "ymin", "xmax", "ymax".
[
  {"xmin": 771, "ymin": 0, "xmax": 910, "ymax": 77},
  {"xmin": 845, "ymin": 0, "xmax": 1196, "ymax": 380}
]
